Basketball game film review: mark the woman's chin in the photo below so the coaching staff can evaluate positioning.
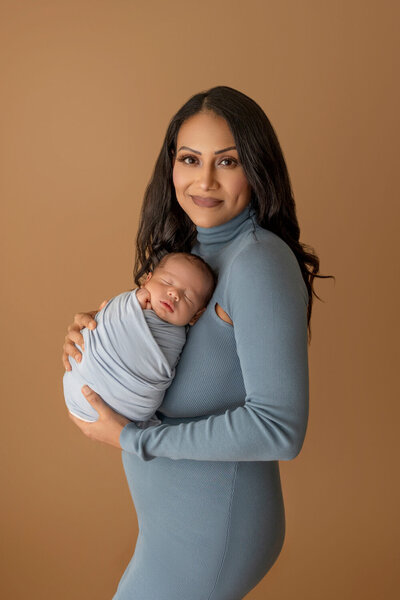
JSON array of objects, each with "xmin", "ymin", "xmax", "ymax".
[
  {"xmin": 190, "ymin": 210, "xmax": 226, "ymax": 229},
  {"xmin": 177, "ymin": 198, "xmax": 225, "ymax": 228}
]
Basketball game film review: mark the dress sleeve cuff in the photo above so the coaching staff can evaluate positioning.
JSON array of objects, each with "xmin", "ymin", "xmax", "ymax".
[{"xmin": 119, "ymin": 421, "xmax": 140, "ymax": 452}]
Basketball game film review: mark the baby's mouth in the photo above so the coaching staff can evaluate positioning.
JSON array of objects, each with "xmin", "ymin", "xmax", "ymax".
[{"xmin": 160, "ymin": 300, "xmax": 174, "ymax": 313}]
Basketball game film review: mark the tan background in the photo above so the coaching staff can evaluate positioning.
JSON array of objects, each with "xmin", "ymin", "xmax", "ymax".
[{"xmin": 1, "ymin": 1, "xmax": 398, "ymax": 598}]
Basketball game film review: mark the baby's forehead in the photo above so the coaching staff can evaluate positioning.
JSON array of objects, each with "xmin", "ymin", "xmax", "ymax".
[
  {"xmin": 156, "ymin": 256, "xmax": 209, "ymax": 288},
  {"xmin": 168, "ymin": 258, "xmax": 192, "ymax": 269},
  {"xmin": 157, "ymin": 255, "xmax": 196, "ymax": 273}
]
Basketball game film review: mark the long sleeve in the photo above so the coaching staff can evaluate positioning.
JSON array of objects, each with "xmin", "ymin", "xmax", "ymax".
[{"xmin": 119, "ymin": 238, "xmax": 309, "ymax": 462}]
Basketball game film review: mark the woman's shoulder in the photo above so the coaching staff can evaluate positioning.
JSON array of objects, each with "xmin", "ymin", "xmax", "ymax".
[
  {"xmin": 228, "ymin": 225, "xmax": 299, "ymax": 272},
  {"xmin": 224, "ymin": 226, "xmax": 308, "ymax": 304}
]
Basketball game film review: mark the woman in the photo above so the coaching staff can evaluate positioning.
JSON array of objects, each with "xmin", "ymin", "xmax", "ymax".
[{"xmin": 63, "ymin": 86, "xmax": 326, "ymax": 599}]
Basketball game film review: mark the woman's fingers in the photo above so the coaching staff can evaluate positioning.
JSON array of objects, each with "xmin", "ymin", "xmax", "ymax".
[
  {"xmin": 62, "ymin": 303, "xmax": 107, "ymax": 372},
  {"xmin": 81, "ymin": 385, "xmax": 109, "ymax": 414},
  {"xmin": 62, "ymin": 312, "xmax": 93, "ymax": 371},
  {"xmin": 63, "ymin": 325, "xmax": 85, "ymax": 365},
  {"xmin": 66, "ymin": 323, "xmax": 85, "ymax": 347},
  {"xmin": 73, "ymin": 311, "xmax": 98, "ymax": 330},
  {"xmin": 98, "ymin": 299, "xmax": 108, "ymax": 311},
  {"xmin": 63, "ymin": 351, "xmax": 72, "ymax": 371},
  {"xmin": 63, "ymin": 338, "xmax": 82, "ymax": 364},
  {"xmin": 67, "ymin": 385, "xmax": 130, "ymax": 448},
  {"xmin": 71, "ymin": 301, "xmax": 108, "ymax": 332}
]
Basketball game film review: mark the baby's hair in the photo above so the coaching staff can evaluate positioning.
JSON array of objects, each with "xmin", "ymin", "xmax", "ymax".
[{"xmin": 156, "ymin": 252, "xmax": 217, "ymax": 306}]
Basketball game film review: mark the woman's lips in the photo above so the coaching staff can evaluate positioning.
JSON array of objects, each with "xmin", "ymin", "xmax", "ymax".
[
  {"xmin": 160, "ymin": 300, "xmax": 174, "ymax": 312},
  {"xmin": 191, "ymin": 195, "xmax": 222, "ymax": 207}
]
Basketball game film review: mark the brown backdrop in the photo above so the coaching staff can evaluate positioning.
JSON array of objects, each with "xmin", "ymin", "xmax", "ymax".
[{"xmin": 1, "ymin": 1, "xmax": 398, "ymax": 598}]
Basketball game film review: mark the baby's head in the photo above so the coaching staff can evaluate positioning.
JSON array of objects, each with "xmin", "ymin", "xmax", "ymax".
[{"xmin": 142, "ymin": 252, "xmax": 217, "ymax": 326}]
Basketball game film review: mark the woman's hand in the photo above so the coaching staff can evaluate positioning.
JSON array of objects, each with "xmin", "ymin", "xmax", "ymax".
[
  {"xmin": 62, "ymin": 299, "xmax": 109, "ymax": 371},
  {"xmin": 68, "ymin": 385, "xmax": 131, "ymax": 449}
]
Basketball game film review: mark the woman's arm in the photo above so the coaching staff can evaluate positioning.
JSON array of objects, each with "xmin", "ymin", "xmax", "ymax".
[{"xmin": 119, "ymin": 240, "xmax": 310, "ymax": 462}]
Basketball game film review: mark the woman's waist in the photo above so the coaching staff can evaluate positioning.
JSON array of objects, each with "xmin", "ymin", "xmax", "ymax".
[{"xmin": 121, "ymin": 452, "xmax": 283, "ymax": 530}]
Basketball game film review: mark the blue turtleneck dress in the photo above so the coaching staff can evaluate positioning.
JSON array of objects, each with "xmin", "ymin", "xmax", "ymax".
[{"xmin": 113, "ymin": 205, "xmax": 309, "ymax": 600}]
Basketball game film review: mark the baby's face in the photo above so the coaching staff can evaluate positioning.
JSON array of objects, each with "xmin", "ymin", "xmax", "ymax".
[{"xmin": 143, "ymin": 255, "xmax": 211, "ymax": 326}]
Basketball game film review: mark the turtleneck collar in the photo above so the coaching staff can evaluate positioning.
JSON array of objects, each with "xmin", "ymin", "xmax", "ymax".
[{"xmin": 195, "ymin": 204, "xmax": 257, "ymax": 250}]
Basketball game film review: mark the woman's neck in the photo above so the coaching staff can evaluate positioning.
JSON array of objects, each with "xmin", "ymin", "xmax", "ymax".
[{"xmin": 195, "ymin": 204, "xmax": 256, "ymax": 252}]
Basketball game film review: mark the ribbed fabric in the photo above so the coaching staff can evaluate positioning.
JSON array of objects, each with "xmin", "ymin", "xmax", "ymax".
[{"xmin": 113, "ymin": 204, "xmax": 309, "ymax": 600}]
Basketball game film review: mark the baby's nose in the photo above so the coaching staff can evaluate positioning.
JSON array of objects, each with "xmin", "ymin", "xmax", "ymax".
[{"xmin": 167, "ymin": 288, "xmax": 180, "ymax": 301}]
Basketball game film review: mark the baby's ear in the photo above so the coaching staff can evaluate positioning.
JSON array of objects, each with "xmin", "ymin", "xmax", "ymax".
[{"xmin": 188, "ymin": 307, "xmax": 206, "ymax": 326}]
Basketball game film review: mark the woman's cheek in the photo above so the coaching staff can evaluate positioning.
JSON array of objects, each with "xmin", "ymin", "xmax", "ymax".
[{"xmin": 172, "ymin": 167, "xmax": 187, "ymax": 198}]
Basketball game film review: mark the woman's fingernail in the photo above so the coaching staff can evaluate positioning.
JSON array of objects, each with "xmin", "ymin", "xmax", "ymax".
[
  {"xmin": 82, "ymin": 385, "xmax": 90, "ymax": 395},
  {"xmin": 75, "ymin": 354, "xmax": 81, "ymax": 362}
]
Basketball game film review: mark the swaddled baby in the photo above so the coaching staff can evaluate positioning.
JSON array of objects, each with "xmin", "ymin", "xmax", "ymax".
[{"xmin": 63, "ymin": 252, "xmax": 216, "ymax": 427}]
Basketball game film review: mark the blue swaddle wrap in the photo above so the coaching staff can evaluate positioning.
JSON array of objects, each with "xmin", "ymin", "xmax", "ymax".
[{"xmin": 63, "ymin": 288, "xmax": 187, "ymax": 424}]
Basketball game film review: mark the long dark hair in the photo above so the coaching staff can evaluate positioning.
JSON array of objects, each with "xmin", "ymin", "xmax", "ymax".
[{"xmin": 134, "ymin": 85, "xmax": 334, "ymax": 342}]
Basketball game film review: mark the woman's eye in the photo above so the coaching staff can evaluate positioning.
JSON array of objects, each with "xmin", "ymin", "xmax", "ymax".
[
  {"xmin": 220, "ymin": 157, "xmax": 237, "ymax": 167},
  {"xmin": 178, "ymin": 155, "xmax": 197, "ymax": 165},
  {"xmin": 177, "ymin": 155, "xmax": 237, "ymax": 167},
  {"xmin": 162, "ymin": 279, "xmax": 172, "ymax": 284}
]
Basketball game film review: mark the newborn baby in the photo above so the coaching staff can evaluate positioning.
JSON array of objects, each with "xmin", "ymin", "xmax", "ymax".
[{"xmin": 63, "ymin": 252, "xmax": 216, "ymax": 427}]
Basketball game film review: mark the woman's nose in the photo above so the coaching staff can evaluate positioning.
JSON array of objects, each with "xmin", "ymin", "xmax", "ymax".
[{"xmin": 198, "ymin": 164, "xmax": 218, "ymax": 190}]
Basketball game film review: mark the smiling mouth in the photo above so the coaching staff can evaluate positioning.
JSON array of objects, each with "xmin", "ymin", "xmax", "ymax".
[
  {"xmin": 160, "ymin": 300, "xmax": 174, "ymax": 312},
  {"xmin": 191, "ymin": 195, "xmax": 222, "ymax": 208}
]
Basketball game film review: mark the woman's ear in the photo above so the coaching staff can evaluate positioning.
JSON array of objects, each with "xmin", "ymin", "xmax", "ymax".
[{"xmin": 188, "ymin": 307, "xmax": 206, "ymax": 326}]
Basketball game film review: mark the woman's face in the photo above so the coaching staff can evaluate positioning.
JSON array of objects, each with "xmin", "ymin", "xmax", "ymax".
[{"xmin": 172, "ymin": 111, "xmax": 252, "ymax": 228}]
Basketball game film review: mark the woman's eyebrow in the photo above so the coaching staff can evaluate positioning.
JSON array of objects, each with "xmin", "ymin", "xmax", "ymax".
[{"xmin": 177, "ymin": 146, "xmax": 237, "ymax": 155}]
